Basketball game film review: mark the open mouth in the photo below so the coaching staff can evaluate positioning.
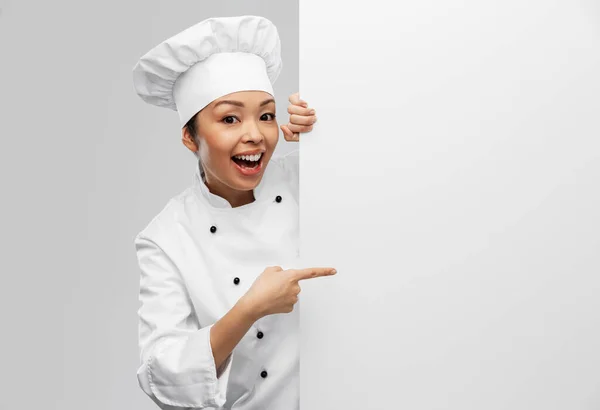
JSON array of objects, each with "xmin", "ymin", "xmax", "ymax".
[{"xmin": 231, "ymin": 152, "xmax": 264, "ymax": 170}]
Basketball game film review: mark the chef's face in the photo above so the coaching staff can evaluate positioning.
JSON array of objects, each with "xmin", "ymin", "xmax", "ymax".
[{"xmin": 182, "ymin": 90, "xmax": 279, "ymax": 196}]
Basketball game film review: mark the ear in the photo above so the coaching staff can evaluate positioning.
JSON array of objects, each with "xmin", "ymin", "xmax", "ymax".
[{"xmin": 182, "ymin": 126, "xmax": 199, "ymax": 154}]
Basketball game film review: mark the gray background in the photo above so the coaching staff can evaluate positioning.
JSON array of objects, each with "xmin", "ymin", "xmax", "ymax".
[{"xmin": 0, "ymin": 1, "xmax": 297, "ymax": 409}]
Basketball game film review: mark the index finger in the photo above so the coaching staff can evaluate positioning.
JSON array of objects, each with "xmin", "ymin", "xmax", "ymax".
[
  {"xmin": 289, "ymin": 267, "xmax": 337, "ymax": 281},
  {"xmin": 289, "ymin": 92, "xmax": 308, "ymax": 107}
]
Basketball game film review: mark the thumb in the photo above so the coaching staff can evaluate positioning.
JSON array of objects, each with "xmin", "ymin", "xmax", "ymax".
[{"xmin": 281, "ymin": 124, "xmax": 293, "ymax": 139}]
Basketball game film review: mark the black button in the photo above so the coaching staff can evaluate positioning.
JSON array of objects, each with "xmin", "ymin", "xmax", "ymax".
[
  {"xmin": 233, "ymin": 277, "xmax": 240, "ymax": 285},
  {"xmin": 257, "ymin": 331, "xmax": 264, "ymax": 339},
  {"xmin": 260, "ymin": 370, "xmax": 268, "ymax": 378},
  {"xmin": 210, "ymin": 225, "xmax": 217, "ymax": 233},
  {"xmin": 275, "ymin": 195, "xmax": 282, "ymax": 203}
]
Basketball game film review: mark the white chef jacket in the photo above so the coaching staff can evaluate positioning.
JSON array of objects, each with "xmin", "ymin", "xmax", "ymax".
[{"xmin": 134, "ymin": 149, "xmax": 300, "ymax": 410}]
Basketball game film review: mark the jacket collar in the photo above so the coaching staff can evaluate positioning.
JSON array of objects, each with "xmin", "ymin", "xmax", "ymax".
[{"xmin": 192, "ymin": 160, "xmax": 269, "ymax": 209}]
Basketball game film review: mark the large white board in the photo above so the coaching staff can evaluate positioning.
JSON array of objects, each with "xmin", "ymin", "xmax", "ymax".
[{"xmin": 298, "ymin": 1, "xmax": 600, "ymax": 409}]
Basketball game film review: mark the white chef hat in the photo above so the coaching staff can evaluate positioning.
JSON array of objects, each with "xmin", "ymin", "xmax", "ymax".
[{"xmin": 132, "ymin": 15, "xmax": 282, "ymax": 129}]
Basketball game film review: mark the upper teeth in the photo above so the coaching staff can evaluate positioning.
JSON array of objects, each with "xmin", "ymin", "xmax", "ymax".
[{"xmin": 234, "ymin": 153, "xmax": 262, "ymax": 161}]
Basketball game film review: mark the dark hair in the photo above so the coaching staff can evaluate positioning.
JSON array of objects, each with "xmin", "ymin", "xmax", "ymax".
[{"xmin": 185, "ymin": 112, "xmax": 199, "ymax": 142}]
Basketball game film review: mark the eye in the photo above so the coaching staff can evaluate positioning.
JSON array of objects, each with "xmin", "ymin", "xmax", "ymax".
[
  {"xmin": 222, "ymin": 116, "xmax": 239, "ymax": 124},
  {"xmin": 261, "ymin": 113, "xmax": 276, "ymax": 121}
]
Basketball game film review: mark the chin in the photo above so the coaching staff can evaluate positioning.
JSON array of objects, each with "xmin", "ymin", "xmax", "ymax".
[{"xmin": 237, "ymin": 173, "xmax": 264, "ymax": 190}]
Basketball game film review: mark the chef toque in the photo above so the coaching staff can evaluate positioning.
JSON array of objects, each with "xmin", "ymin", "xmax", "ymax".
[{"xmin": 132, "ymin": 15, "xmax": 283, "ymax": 129}]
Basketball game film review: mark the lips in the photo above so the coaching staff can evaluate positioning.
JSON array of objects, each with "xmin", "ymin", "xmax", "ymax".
[{"xmin": 231, "ymin": 153, "xmax": 264, "ymax": 176}]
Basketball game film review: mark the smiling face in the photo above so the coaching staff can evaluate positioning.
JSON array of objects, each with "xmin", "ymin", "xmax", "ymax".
[{"xmin": 182, "ymin": 90, "xmax": 279, "ymax": 207}]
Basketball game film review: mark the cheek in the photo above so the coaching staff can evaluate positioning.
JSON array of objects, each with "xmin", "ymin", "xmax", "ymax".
[
  {"xmin": 200, "ymin": 135, "xmax": 236, "ymax": 165},
  {"xmin": 264, "ymin": 125, "xmax": 280, "ymax": 146},
  {"xmin": 203, "ymin": 127, "xmax": 234, "ymax": 150}
]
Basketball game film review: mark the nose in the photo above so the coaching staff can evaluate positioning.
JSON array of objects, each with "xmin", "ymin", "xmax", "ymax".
[{"xmin": 241, "ymin": 119, "xmax": 264, "ymax": 143}]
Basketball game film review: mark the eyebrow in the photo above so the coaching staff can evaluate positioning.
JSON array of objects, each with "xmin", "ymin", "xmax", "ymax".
[{"xmin": 213, "ymin": 98, "xmax": 276, "ymax": 108}]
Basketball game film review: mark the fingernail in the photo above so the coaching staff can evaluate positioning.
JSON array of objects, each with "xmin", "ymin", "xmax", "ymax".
[
  {"xmin": 309, "ymin": 109, "xmax": 315, "ymax": 114},
  {"xmin": 331, "ymin": 269, "xmax": 337, "ymax": 274},
  {"xmin": 314, "ymin": 116, "xmax": 317, "ymax": 122}
]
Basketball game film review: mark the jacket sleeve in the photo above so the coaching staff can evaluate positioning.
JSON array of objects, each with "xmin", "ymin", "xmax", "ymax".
[{"xmin": 135, "ymin": 234, "xmax": 234, "ymax": 409}]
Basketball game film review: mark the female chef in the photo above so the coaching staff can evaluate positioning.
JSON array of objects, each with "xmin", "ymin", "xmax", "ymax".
[{"xmin": 132, "ymin": 15, "xmax": 336, "ymax": 410}]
